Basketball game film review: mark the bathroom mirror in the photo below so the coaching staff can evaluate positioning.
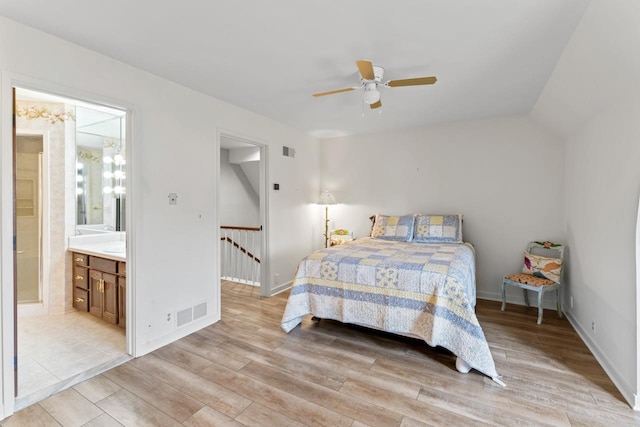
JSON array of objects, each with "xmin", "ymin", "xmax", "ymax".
[{"xmin": 75, "ymin": 106, "xmax": 126, "ymax": 233}]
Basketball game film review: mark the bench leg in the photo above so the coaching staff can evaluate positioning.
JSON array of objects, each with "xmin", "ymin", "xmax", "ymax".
[
  {"xmin": 500, "ymin": 282, "xmax": 506, "ymax": 311},
  {"xmin": 556, "ymin": 289, "xmax": 562, "ymax": 318},
  {"xmin": 537, "ymin": 289, "xmax": 544, "ymax": 325}
]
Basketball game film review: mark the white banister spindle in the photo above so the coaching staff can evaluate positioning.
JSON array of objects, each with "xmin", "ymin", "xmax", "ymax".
[{"xmin": 220, "ymin": 226, "xmax": 261, "ymax": 286}]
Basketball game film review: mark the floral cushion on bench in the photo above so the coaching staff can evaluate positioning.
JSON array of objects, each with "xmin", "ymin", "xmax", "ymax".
[
  {"xmin": 505, "ymin": 273, "xmax": 555, "ymax": 287},
  {"xmin": 521, "ymin": 252, "xmax": 563, "ymax": 284}
]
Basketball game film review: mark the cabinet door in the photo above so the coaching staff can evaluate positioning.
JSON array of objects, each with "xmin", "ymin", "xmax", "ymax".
[
  {"xmin": 118, "ymin": 276, "xmax": 126, "ymax": 329},
  {"xmin": 89, "ymin": 270, "xmax": 104, "ymax": 318},
  {"xmin": 102, "ymin": 273, "xmax": 118, "ymax": 325}
]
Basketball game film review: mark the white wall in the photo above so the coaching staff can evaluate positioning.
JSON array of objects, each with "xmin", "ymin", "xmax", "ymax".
[
  {"xmin": 0, "ymin": 16, "xmax": 320, "ymax": 417},
  {"xmin": 219, "ymin": 148, "xmax": 259, "ymax": 227},
  {"xmin": 532, "ymin": 0, "xmax": 640, "ymax": 408},
  {"xmin": 321, "ymin": 115, "xmax": 564, "ymax": 302}
]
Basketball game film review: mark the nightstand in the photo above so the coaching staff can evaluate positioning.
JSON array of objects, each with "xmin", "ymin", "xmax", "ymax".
[{"xmin": 330, "ymin": 230, "xmax": 354, "ymax": 246}]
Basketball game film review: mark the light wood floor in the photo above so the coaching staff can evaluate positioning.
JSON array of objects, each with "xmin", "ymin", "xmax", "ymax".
[{"xmin": 3, "ymin": 280, "xmax": 639, "ymax": 426}]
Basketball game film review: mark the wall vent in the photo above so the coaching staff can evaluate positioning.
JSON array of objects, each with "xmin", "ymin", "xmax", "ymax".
[
  {"xmin": 176, "ymin": 307, "xmax": 193, "ymax": 327},
  {"xmin": 282, "ymin": 146, "xmax": 296, "ymax": 158},
  {"xmin": 193, "ymin": 302, "xmax": 207, "ymax": 320},
  {"xmin": 176, "ymin": 301, "xmax": 208, "ymax": 327}
]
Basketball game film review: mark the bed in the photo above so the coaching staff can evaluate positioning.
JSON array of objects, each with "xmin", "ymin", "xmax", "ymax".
[{"xmin": 281, "ymin": 214, "xmax": 502, "ymax": 385}]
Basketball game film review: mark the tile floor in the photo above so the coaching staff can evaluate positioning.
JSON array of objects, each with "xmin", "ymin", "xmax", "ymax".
[{"xmin": 16, "ymin": 310, "xmax": 128, "ymax": 410}]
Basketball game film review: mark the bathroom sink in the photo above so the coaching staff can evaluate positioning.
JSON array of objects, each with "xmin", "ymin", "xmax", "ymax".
[{"xmin": 103, "ymin": 247, "xmax": 125, "ymax": 253}]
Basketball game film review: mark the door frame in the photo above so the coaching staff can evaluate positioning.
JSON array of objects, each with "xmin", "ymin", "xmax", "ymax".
[
  {"xmin": 216, "ymin": 129, "xmax": 270, "ymax": 296},
  {"xmin": 0, "ymin": 72, "xmax": 136, "ymax": 418}
]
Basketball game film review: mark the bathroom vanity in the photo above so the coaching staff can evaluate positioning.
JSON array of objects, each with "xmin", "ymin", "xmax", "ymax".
[
  {"xmin": 69, "ymin": 105, "xmax": 127, "ymax": 327},
  {"xmin": 69, "ymin": 233, "xmax": 126, "ymax": 328}
]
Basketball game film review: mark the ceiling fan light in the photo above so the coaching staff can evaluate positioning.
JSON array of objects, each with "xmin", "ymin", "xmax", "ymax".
[{"xmin": 363, "ymin": 89, "xmax": 380, "ymax": 105}]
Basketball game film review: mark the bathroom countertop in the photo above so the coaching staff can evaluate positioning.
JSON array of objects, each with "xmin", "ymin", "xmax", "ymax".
[{"xmin": 68, "ymin": 233, "xmax": 126, "ymax": 262}]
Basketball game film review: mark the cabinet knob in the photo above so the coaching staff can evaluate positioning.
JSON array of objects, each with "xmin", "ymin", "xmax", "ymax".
[
  {"xmin": 75, "ymin": 257, "xmax": 83, "ymax": 262},
  {"xmin": 75, "ymin": 275, "xmax": 84, "ymax": 280},
  {"xmin": 74, "ymin": 297, "xmax": 84, "ymax": 303}
]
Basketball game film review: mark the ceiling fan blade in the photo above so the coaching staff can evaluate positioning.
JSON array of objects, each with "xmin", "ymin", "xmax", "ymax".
[
  {"xmin": 356, "ymin": 60, "xmax": 375, "ymax": 80},
  {"xmin": 370, "ymin": 100, "xmax": 382, "ymax": 109},
  {"xmin": 387, "ymin": 76, "xmax": 437, "ymax": 87},
  {"xmin": 312, "ymin": 87, "xmax": 356, "ymax": 97}
]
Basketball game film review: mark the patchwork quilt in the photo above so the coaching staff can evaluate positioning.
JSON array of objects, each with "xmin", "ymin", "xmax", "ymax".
[{"xmin": 281, "ymin": 238, "xmax": 499, "ymax": 380}]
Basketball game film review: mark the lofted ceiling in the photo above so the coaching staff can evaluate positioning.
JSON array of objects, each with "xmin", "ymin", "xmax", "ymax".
[{"xmin": 0, "ymin": 0, "xmax": 590, "ymax": 138}]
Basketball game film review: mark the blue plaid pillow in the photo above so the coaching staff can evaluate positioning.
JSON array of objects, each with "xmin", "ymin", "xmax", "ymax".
[
  {"xmin": 413, "ymin": 214, "xmax": 463, "ymax": 243},
  {"xmin": 371, "ymin": 214, "xmax": 415, "ymax": 242}
]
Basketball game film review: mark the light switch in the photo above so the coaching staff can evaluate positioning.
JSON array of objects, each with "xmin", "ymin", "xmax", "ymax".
[{"xmin": 168, "ymin": 193, "xmax": 178, "ymax": 205}]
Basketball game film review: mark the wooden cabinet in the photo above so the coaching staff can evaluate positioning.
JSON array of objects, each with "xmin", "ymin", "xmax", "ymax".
[
  {"xmin": 72, "ymin": 252, "xmax": 125, "ymax": 328},
  {"xmin": 118, "ymin": 276, "xmax": 126, "ymax": 328}
]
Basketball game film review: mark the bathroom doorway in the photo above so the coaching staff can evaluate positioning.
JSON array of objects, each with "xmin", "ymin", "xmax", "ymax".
[{"xmin": 12, "ymin": 87, "xmax": 131, "ymax": 409}]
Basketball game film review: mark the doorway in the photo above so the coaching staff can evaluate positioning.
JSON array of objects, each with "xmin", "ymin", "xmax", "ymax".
[
  {"xmin": 218, "ymin": 133, "xmax": 269, "ymax": 296},
  {"xmin": 11, "ymin": 87, "xmax": 131, "ymax": 409},
  {"xmin": 15, "ymin": 132, "xmax": 46, "ymax": 306}
]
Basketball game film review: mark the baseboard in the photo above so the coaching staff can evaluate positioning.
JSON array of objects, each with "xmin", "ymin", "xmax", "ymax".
[
  {"xmin": 477, "ymin": 289, "xmax": 560, "ymax": 310},
  {"xmin": 564, "ymin": 310, "xmax": 636, "ymax": 410},
  {"xmin": 270, "ymin": 280, "xmax": 292, "ymax": 296},
  {"xmin": 135, "ymin": 312, "xmax": 219, "ymax": 357}
]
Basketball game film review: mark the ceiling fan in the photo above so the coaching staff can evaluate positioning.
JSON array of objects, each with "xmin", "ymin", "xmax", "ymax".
[{"xmin": 312, "ymin": 60, "xmax": 437, "ymax": 109}]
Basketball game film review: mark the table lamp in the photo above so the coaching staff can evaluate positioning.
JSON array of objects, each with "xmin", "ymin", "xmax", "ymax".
[{"xmin": 317, "ymin": 189, "xmax": 337, "ymax": 248}]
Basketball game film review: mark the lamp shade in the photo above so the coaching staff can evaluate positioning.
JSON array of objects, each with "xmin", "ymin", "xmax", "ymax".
[{"xmin": 317, "ymin": 189, "xmax": 337, "ymax": 205}]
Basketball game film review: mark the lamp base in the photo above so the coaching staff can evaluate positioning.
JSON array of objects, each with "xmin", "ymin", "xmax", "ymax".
[{"xmin": 324, "ymin": 206, "xmax": 329, "ymax": 248}]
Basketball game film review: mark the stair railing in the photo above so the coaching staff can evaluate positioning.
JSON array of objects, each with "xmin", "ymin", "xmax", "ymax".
[{"xmin": 220, "ymin": 226, "xmax": 261, "ymax": 286}]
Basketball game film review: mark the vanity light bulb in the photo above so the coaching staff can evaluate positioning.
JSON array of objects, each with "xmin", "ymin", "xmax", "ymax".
[
  {"xmin": 103, "ymin": 186, "xmax": 113, "ymax": 194},
  {"xmin": 103, "ymin": 171, "xmax": 113, "ymax": 179},
  {"xmin": 114, "ymin": 186, "xmax": 125, "ymax": 195},
  {"xmin": 103, "ymin": 156, "xmax": 114, "ymax": 164},
  {"xmin": 76, "ymin": 188, "xmax": 83, "ymax": 195},
  {"xmin": 114, "ymin": 154, "xmax": 124, "ymax": 165},
  {"xmin": 76, "ymin": 175, "xmax": 84, "ymax": 183},
  {"xmin": 113, "ymin": 170, "xmax": 124, "ymax": 179},
  {"xmin": 76, "ymin": 162, "xmax": 83, "ymax": 170}
]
